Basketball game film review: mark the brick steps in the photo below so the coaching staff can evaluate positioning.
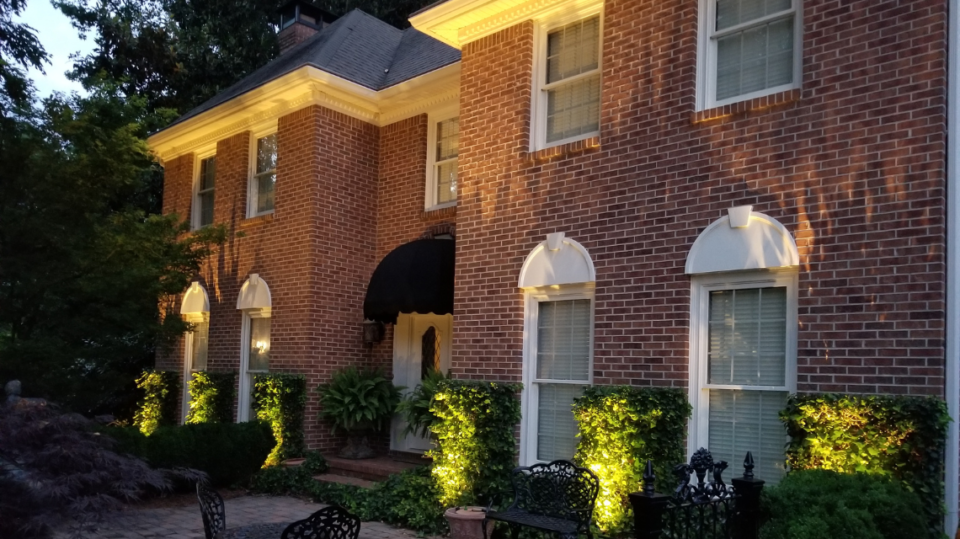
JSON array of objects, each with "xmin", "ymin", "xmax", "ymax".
[
  {"xmin": 322, "ymin": 454, "xmax": 423, "ymax": 482},
  {"xmin": 312, "ymin": 473, "xmax": 377, "ymax": 489}
]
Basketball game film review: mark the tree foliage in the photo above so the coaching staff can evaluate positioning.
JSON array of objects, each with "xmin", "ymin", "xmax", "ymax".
[{"xmin": 0, "ymin": 0, "xmax": 48, "ymax": 111}]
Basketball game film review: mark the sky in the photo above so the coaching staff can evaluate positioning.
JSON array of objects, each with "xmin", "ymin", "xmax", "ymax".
[{"xmin": 14, "ymin": 0, "xmax": 96, "ymax": 97}]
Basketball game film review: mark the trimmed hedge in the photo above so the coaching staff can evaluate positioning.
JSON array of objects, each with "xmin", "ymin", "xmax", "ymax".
[
  {"xmin": 781, "ymin": 394, "xmax": 949, "ymax": 539},
  {"xmin": 760, "ymin": 469, "xmax": 926, "ymax": 539},
  {"xmin": 429, "ymin": 379, "xmax": 523, "ymax": 507},
  {"xmin": 573, "ymin": 386, "xmax": 692, "ymax": 534},
  {"xmin": 254, "ymin": 373, "xmax": 307, "ymax": 465},
  {"xmin": 133, "ymin": 370, "xmax": 180, "ymax": 435},
  {"xmin": 107, "ymin": 421, "xmax": 275, "ymax": 486},
  {"xmin": 186, "ymin": 371, "xmax": 236, "ymax": 424}
]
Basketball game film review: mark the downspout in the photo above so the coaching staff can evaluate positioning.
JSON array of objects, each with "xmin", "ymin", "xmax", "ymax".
[{"xmin": 945, "ymin": 0, "xmax": 959, "ymax": 534}]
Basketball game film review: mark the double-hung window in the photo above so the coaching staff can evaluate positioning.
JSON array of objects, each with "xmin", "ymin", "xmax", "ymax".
[
  {"xmin": 690, "ymin": 272, "xmax": 797, "ymax": 483},
  {"xmin": 194, "ymin": 156, "xmax": 216, "ymax": 229},
  {"xmin": 249, "ymin": 133, "xmax": 277, "ymax": 217},
  {"xmin": 533, "ymin": 15, "xmax": 601, "ymax": 150},
  {"xmin": 698, "ymin": 0, "xmax": 802, "ymax": 109},
  {"xmin": 523, "ymin": 291, "xmax": 593, "ymax": 464},
  {"xmin": 425, "ymin": 113, "xmax": 459, "ymax": 210}
]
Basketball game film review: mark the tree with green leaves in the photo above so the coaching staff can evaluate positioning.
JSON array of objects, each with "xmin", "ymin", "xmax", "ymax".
[{"xmin": 0, "ymin": 0, "xmax": 48, "ymax": 111}]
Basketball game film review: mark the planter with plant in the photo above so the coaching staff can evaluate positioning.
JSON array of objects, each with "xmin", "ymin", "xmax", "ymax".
[{"xmin": 317, "ymin": 366, "xmax": 401, "ymax": 459}]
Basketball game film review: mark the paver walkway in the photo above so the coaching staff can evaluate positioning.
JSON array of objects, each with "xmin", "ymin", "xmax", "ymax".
[{"xmin": 55, "ymin": 495, "xmax": 430, "ymax": 539}]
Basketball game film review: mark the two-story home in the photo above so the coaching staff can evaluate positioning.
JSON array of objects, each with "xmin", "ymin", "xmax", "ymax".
[{"xmin": 149, "ymin": 0, "xmax": 960, "ymax": 531}]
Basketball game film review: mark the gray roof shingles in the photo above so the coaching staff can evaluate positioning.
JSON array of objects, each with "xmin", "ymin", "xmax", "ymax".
[{"xmin": 169, "ymin": 9, "xmax": 460, "ymax": 128}]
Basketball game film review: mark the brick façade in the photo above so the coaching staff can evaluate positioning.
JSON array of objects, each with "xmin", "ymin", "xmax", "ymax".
[{"xmin": 159, "ymin": 0, "xmax": 949, "ymax": 454}]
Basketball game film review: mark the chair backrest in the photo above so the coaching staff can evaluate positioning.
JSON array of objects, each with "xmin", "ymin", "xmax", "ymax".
[
  {"xmin": 512, "ymin": 460, "xmax": 600, "ymax": 525},
  {"xmin": 281, "ymin": 505, "xmax": 361, "ymax": 539},
  {"xmin": 197, "ymin": 482, "xmax": 226, "ymax": 539}
]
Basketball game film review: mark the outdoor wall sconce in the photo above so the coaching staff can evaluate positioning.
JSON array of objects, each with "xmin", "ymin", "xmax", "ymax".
[{"xmin": 363, "ymin": 319, "xmax": 384, "ymax": 345}]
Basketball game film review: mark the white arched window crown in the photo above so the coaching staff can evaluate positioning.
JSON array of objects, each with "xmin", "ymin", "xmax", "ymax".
[
  {"xmin": 180, "ymin": 281, "xmax": 210, "ymax": 321},
  {"xmin": 519, "ymin": 233, "xmax": 596, "ymax": 466},
  {"xmin": 686, "ymin": 206, "xmax": 799, "ymax": 485},
  {"xmin": 236, "ymin": 273, "xmax": 272, "ymax": 312}
]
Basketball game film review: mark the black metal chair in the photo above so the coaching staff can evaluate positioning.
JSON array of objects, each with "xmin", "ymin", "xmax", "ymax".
[
  {"xmin": 281, "ymin": 505, "xmax": 361, "ymax": 539},
  {"xmin": 483, "ymin": 460, "xmax": 600, "ymax": 539},
  {"xmin": 197, "ymin": 481, "xmax": 227, "ymax": 539}
]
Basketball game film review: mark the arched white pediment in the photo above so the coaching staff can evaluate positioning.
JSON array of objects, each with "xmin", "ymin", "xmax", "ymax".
[
  {"xmin": 236, "ymin": 273, "xmax": 272, "ymax": 310},
  {"xmin": 518, "ymin": 233, "xmax": 596, "ymax": 288},
  {"xmin": 180, "ymin": 281, "xmax": 210, "ymax": 315},
  {"xmin": 685, "ymin": 206, "xmax": 800, "ymax": 274}
]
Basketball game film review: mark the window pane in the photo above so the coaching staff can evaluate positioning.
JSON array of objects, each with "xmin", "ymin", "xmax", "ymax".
[
  {"xmin": 256, "ymin": 134, "xmax": 277, "ymax": 174},
  {"xmin": 257, "ymin": 173, "xmax": 276, "ymax": 213},
  {"xmin": 199, "ymin": 192, "xmax": 215, "ymax": 227},
  {"xmin": 716, "ymin": 0, "xmax": 791, "ymax": 30},
  {"xmin": 546, "ymin": 17, "xmax": 600, "ymax": 84},
  {"xmin": 716, "ymin": 16, "xmax": 794, "ymax": 101},
  {"xmin": 708, "ymin": 287, "xmax": 786, "ymax": 386},
  {"xmin": 537, "ymin": 299, "xmax": 591, "ymax": 381},
  {"xmin": 546, "ymin": 75, "xmax": 601, "ymax": 143},
  {"xmin": 192, "ymin": 321, "xmax": 209, "ymax": 371},
  {"xmin": 249, "ymin": 318, "xmax": 270, "ymax": 371},
  {"xmin": 708, "ymin": 389, "xmax": 787, "ymax": 483},
  {"xmin": 200, "ymin": 157, "xmax": 216, "ymax": 191},
  {"xmin": 436, "ymin": 160, "xmax": 457, "ymax": 204},
  {"xmin": 537, "ymin": 383, "xmax": 583, "ymax": 461},
  {"xmin": 436, "ymin": 118, "xmax": 459, "ymax": 161}
]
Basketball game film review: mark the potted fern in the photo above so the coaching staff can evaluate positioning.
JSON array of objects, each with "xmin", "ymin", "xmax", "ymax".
[{"xmin": 316, "ymin": 366, "xmax": 401, "ymax": 459}]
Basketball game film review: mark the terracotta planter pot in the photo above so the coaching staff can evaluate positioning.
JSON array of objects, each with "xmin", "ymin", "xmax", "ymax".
[{"xmin": 444, "ymin": 506, "xmax": 486, "ymax": 539}]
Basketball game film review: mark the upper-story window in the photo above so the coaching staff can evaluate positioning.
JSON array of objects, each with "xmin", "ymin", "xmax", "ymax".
[
  {"xmin": 193, "ymin": 155, "xmax": 216, "ymax": 229},
  {"xmin": 698, "ymin": 0, "xmax": 802, "ymax": 110},
  {"xmin": 425, "ymin": 112, "xmax": 459, "ymax": 210},
  {"xmin": 248, "ymin": 133, "xmax": 277, "ymax": 217},
  {"xmin": 533, "ymin": 15, "xmax": 601, "ymax": 150}
]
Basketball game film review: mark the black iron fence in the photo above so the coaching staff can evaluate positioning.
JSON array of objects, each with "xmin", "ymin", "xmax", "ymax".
[{"xmin": 628, "ymin": 449, "xmax": 765, "ymax": 539}]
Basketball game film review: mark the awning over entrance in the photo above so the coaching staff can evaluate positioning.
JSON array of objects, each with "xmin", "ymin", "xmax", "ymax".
[{"xmin": 363, "ymin": 239, "xmax": 455, "ymax": 324}]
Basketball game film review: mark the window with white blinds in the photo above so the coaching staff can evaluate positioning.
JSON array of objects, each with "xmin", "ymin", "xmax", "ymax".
[
  {"xmin": 534, "ymin": 299, "xmax": 591, "ymax": 462},
  {"xmin": 426, "ymin": 114, "xmax": 459, "ymax": 210},
  {"xmin": 701, "ymin": 0, "xmax": 800, "ymax": 108},
  {"xmin": 191, "ymin": 320, "xmax": 209, "ymax": 372},
  {"xmin": 535, "ymin": 16, "xmax": 601, "ymax": 148},
  {"xmin": 705, "ymin": 286, "xmax": 789, "ymax": 482}
]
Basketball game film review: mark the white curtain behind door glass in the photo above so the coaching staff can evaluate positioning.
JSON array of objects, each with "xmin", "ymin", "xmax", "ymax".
[{"xmin": 536, "ymin": 299, "xmax": 590, "ymax": 461}]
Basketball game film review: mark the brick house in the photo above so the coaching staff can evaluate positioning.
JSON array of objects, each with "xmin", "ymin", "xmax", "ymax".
[{"xmin": 148, "ymin": 0, "xmax": 960, "ymax": 530}]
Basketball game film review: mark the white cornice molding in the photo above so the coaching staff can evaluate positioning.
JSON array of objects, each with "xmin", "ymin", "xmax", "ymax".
[
  {"xmin": 411, "ymin": 0, "xmax": 602, "ymax": 48},
  {"xmin": 148, "ymin": 63, "xmax": 460, "ymax": 163}
]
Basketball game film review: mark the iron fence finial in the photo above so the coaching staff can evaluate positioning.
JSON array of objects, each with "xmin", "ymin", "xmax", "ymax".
[
  {"xmin": 643, "ymin": 459, "xmax": 656, "ymax": 495},
  {"xmin": 743, "ymin": 452, "xmax": 755, "ymax": 479}
]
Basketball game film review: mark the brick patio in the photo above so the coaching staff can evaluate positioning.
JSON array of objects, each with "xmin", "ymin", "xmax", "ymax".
[{"xmin": 55, "ymin": 495, "xmax": 433, "ymax": 539}]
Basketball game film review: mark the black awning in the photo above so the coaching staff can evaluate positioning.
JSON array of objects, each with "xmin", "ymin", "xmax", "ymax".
[{"xmin": 363, "ymin": 239, "xmax": 455, "ymax": 324}]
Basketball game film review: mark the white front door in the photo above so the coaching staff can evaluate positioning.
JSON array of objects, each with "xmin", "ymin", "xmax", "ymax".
[{"xmin": 391, "ymin": 313, "xmax": 453, "ymax": 453}]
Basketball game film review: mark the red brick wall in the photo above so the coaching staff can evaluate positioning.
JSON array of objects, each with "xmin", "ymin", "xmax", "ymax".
[{"xmin": 452, "ymin": 0, "xmax": 947, "ymax": 396}]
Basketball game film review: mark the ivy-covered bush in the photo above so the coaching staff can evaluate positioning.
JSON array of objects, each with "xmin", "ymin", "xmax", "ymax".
[
  {"xmin": 759, "ymin": 469, "xmax": 926, "ymax": 539},
  {"xmin": 572, "ymin": 386, "xmax": 692, "ymax": 534},
  {"xmin": 781, "ymin": 394, "xmax": 949, "ymax": 539},
  {"xmin": 186, "ymin": 371, "xmax": 236, "ymax": 424},
  {"xmin": 254, "ymin": 373, "xmax": 307, "ymax": 466},
  {"xmin": 133, "ymin": 370, "xmax": 180, "ymax": 435},
  {"xmin": 107, "ymin": 421, "xmax": 274, "ymax": 486},
  {"xmin": 429, "ymin": 379, "xmax": 523, "ymax": 507}
]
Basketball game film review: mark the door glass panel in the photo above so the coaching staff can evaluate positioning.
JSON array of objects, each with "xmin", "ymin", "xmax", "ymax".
[{"xmin": 421, "ymin": 326, "xmax": 440, "ymax": 378}]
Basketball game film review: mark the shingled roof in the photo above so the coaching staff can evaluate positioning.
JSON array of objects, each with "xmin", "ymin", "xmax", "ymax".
[{"xmin": 170, "ymin": 9, "xmax": 460, "ymax": 128}]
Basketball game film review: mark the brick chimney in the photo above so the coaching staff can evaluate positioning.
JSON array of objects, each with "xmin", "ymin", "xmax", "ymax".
[{"xmin": 278, "ymin": 0, "xmax": 337, "ymax": 54}]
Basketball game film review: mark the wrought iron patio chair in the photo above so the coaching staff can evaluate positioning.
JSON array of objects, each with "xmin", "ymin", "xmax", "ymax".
[
  {"xmin": 281, "ymin": 505, "xmax": 361, "ymax": 539},
  {"xmin": 197, "ymin": 481, "xmax": 227, "ymax": 539}
]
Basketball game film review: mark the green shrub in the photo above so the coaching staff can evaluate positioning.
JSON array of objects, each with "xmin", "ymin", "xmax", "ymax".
[
  {"xmin": 429, "ymin": 379, "xmax": 522, "ymax": 507},
  {"xmin": 133, "ymin": 370, "xmax": 180, "ymax": 435},
  {"xmin": 398, "ymin": 368, "xmax": 446, "ymax": 438},
  {"xmin": 253, "ymin": 373, "xmax": 307, "ymax": 465},
  {"xmin": 572, "ymin": 386, "xmax": 692, "ymax": 534},
  {"xmin": 760, "ymin": 469, "xmax": 926, "ymax": 539},
  {"xmin": 186, "ymin": 371, "xmax": 236, "ymax": 424},
  {"xmin": 317, "ymin": 366, "xmax": 401, "ymax": 434},
  {"xmin": 107, "ymin": 421, "xmax": 274, "ymax": 486},
  {"xmin": 301, "ymin": 450, "xmax": 328, "ymax": 474},
  {"xmin": 781, "ymin": 394, "xmax": 949, "ymax": 538}
]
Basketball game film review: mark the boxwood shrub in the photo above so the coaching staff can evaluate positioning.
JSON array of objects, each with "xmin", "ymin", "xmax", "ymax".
[
  {"xmin": 107, "ymin": 421, "xmax": 274, "ymax": 486},
  {"xmin": 760, "ymin": 469, "xmax": 926, "ymax": 539}
]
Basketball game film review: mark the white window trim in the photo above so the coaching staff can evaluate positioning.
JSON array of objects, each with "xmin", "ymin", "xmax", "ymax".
[
  {"xmin": 530, "ymin": 7, "xmax": 603, "ymax": 152},
  {"xmin": 181, "ymin": 312, "xmax": 209, "ymax": 423},
  {"xmin": 238, "ymin": 307, "xmax": 271, "ymax": 422},
  {"xmin": 247, "ymin": 128, "xmax": 277, "ymax": 219},
  {"xmin": 520, "ymin": 283, "xmax": 595, "ymax": 466},
  {"xmin": 686, "ymin": 269, "xmax": 798, "ymax": 461},
  {"xmin": 696, "ymin": 0, "xmax": 803, "ymax": 111},
  {"xmin": 191, "ymin": 150, "xmax": 216, "ymax": 230},
  {"xmin": 424, "ymin": 106, "xmax": 459, "ymax": 211}
]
